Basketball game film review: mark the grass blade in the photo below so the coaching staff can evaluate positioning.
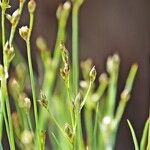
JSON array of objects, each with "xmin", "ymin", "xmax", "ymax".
[
  {"xmin": 127, "ymin": 120, "xmax": 139, "ymax": 150},
  {"xmin": 140, "ymin": 118, "xmax": 149, "ymax": 150}
]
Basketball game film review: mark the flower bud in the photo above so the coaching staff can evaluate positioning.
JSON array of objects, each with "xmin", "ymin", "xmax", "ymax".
[
  {"xmin": 38, "ymin": 91, "xmax": 48, "ymax": 108},
  {"xmin": 4, "ymin": 41, "xmax": 15, "ymax": 62},
  {"xmin": 21, "ymin": 130, "xmax": 33, "ymax": 145},
  {"xmin": 89, "ymin": 66, "xmax": 97, "ymax": 82},
  {"xmin": 99, "ymin": 73, "xmax": 108, "ymax": 84},
  {"xmin": 11, "ymin": 9, "xmax": 20, "ymax": 26},
  {"xmin": 63, "ymin": 1, "xmax": 71, "ymax": 11},
  {"xmin": 56, "ymin": 4, "xmax": 62, "ymax": 20},
  {"xmin": 19, "ymin": 26, "xmax": 29, "ymax": 41},
  {"xmin": 0, "ymin": 0, "xmax": 11, "ymax": 9},
  {"xmin": 106, "ymin": 54, "xmax": 120, "ymax": 74},
  {"xmin": 36, "ymin": 37, "xmax": 47, "ymax": 51},
  {"xmin": 28, "ymin": 0, "xmax": 36, "ymax": 13}
]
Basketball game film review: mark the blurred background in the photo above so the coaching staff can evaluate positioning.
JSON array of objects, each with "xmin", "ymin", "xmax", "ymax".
[{"xmin": 9, "ymin": 0, "xmax": 150, "ymax": 149}]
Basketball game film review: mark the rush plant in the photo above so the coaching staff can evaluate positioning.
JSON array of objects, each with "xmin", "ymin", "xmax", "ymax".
[{"xmin": 0, "ymin": 0, "xmax": 139, "ymax": 150}]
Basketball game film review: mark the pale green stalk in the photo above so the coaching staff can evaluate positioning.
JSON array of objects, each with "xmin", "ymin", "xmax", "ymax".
[
  {"xmin": 0, "ymin": 89, "xmax": 11, "ymax": 144},
  {"xmin": 9, "ymin": 1, "xmax": 25, "ymax": 46},
  {"xmin": 106, "ymin": 59, "xmax": 119, "ymax": 117},
  {"xmin": 140, "ymin": 119, "xmax": 149, "ymax": 150},
  {"xmin": 127, "ymin": 120, "xmax": 139, "ymax": 150},
  {"xmin": 26, "ymin": 12, "xmax": 40, "ymax": 148},
  {"xmin": 72, "ymin": 4, "xmax": 79, "ymax": 95},
  {"xmin": 1, "ymin": 1, "xmax": 15, "ymax": 149}
]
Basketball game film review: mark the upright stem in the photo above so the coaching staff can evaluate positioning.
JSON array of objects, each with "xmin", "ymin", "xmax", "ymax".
[
  {"xmin": 26, "ymin": 12, "xmax": 40, "ymax": 148},
  {"xmin": 72, "ymin": 5, "xmax": 79, "ymax": 96},
  {"xmin": 1, "ymin": 4, "xmax": 15, "ymax": 149}
]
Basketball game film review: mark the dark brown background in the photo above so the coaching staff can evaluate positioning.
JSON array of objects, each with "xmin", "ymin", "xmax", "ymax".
[{"xmin": 10, "ymin": 0, "xmax": 150, "ymax": 149}]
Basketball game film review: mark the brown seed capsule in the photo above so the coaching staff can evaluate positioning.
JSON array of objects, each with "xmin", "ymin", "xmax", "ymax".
[
  {"xmin": 64, "ymin": 123, "xmax": 73, "ymax": 139},
  {"xmin": 60, "ymin": 42, "xmax": 69, "ymax": 63}
]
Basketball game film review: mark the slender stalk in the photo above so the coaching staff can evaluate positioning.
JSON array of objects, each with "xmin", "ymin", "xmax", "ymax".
[
  {"xmin": 26, "ymin": 12, "xmax": 39, "ymax": 148},
  {"xmin": 0, "ymin": 89, "xmax": 11, "ymax": 145},
  {"xmin": 5, "ymin": 88, "xmax": 15, "ymax": 150},
  {"xmin": 93, "ymin": 103, "xmax": 99, "ymax": 150},
  {"xmin": 1, "ymin": 2, "xmax": 15, "ymax": 149},
  {"xmin": 27, "ymin": 114, "xmax": 34, "ymax": 134},
  {"xmin": 9, "ymin": 2, "xmax": 25, "ymax": 46},
  {"xmin": 45, "ymin": 108, "xmax": 72, "ymax": 147},
  {"xmin": 72, "ymin": 4, "xmax": 79, "ymax": 95},
  {"xmin": 39, "ymin": 2, "xmax": 71, "ymax": 130}
]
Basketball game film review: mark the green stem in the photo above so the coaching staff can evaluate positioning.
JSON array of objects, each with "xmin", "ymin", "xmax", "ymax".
[
  {"xmin": 46, "ymin": 108, "xmax": 72, "ymax": 147},
  {"xmin": 27, "ymin": 114, "xmax": 34, "ymax": 134},
  {"xmin": 0, "ymin": 88, "xmax": 10, "ymax": 144},
  {"xmin": 5, "ymin": 87, "xmax": 15, "ymax": 150},
  {"xmin": 26, "ymin": 12, "xmax": 39, "ymax": 149},
  {"xmin": 80, "ymin": 81, "xmax": 92, "ymax": 110},
  {"xmin": 1, "ymin": 4, "xmax": 15, "ymax": 149},
  {"xmin": 9, "ymin": 2, "xmax": 25, "ymax": 46},
  {"xmin": 27, "ymin": 12, "xmax": 38, "ymax": 129},
  {"xmin": 93, "ymin": 103, "xmax": 99, "ymax": 150},
  {"xmin": 72, "ymin": 5, "xmax": 79, "ymax": 96}
]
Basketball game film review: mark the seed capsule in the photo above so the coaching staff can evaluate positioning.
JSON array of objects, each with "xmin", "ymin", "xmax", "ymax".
[
  {"xmin": 89, "ymin": 66, "xmax": 97, "ymax": 82},
  {"xmin": 19, "ymin": 26, "xmax": 29, "ymax": 41},
  {"xmin": 64, "ymin": 123, "xmax": 73, "ymax": 139},
  {"xmin": 28, "ymin": 0, "xmax": 36, "ymax": 13}
]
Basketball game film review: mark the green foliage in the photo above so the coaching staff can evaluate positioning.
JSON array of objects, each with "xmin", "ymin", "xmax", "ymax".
[
  {"xmin": 128, "ymin": 118, "xmax": 150, "ymax": 150},
  {"xmin": 0, "ymin": 0, "xmax": 139, "ymax": 150}
]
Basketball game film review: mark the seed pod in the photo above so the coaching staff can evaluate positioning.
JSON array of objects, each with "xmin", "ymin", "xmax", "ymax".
[
  {"xmin": 38, "ymin": 91, "xmax": 48, "ymax": 108},
  {"xmin": 11, "ymin": 9, "xmax": 20, "ymax": 26},
  {"xmin": 4, "ymin": 41, "xmax": 15, "ymax": 62},
  {"xmin": 19, "ymin": 26, "xmax": 29, "ymax": 41},
  {"xmin": 28, "ymin": 0, "xmax": 36, "ymax": 13},
  {"xmin": 64, "ymin": 123, "xmax": 73, "ymax": 139},
  {"xmin": 89, "ymin": 66, "xmax": 97, "ymax": 82},
  {"xmin": 60, "ymin": 63, "xmax": 70, "ymax": 81},
  {"xmin": 60, "ymin": 42, "xmax": 69, "ymax": 63}
]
